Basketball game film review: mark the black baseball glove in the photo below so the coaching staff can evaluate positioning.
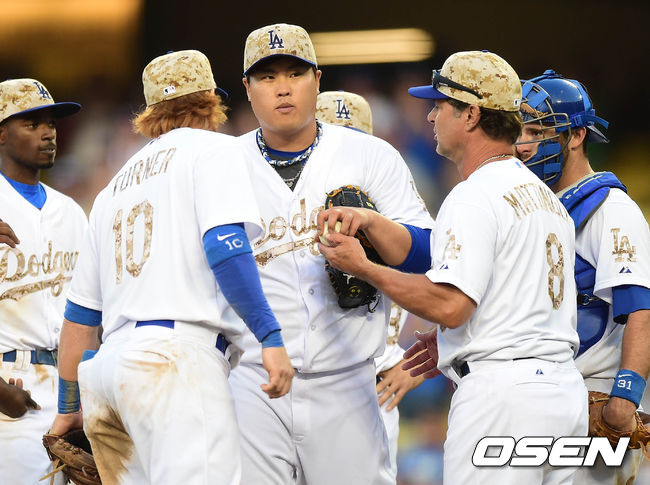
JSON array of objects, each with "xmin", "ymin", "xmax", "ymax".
[{"xmin": 324, "ymin": 185, "xmax": 385, "ymax": 310}]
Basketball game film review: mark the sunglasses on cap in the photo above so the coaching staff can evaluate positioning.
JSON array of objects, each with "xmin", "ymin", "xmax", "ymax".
[{"xmin": 432, "ymin": 70, "xmax": 483, "ymax": 100}]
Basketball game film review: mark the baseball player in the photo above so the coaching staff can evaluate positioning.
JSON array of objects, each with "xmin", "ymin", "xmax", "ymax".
[
  {"xmin": 516, "ymin": 71, "xmax": 650, "ymax": 484},
  {"xmin": 316, "ymin": 90, "xmax": 425, "ymax": 480},
  {"xmin": 228, "ymin": 24, "xmax": 434, "ymax": 485},
  {"xmin": 49, "ymin": 50, "xmax": 294, "ymax": 485},
  {"xmin": 318, "ymin": 51, "xmax": 588, "ymax": 485},
  {"xmin": 0, "ymin": 78, "xmax": 85, "ymax": 484}
]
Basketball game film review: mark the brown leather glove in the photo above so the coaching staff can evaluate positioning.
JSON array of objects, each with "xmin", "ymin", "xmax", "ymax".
[
  {"xmin": 42, "ymin": 429, "xmax": 101, "ymax": 485},
  {"xmin": 588, "ymin": 391, "xmax": 650, "ymax": 459}
]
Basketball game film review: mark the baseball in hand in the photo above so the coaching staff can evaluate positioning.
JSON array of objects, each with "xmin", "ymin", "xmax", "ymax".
[{"xmin": 319, "ymin": 221, "xmax": 342, "ymax": 246}]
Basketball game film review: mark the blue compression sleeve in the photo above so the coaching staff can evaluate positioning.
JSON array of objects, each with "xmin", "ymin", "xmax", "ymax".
[
  {"xmin": 64, "ymin": 300, "xmax": 102, "ymax": 326},
  {"xmin": 261, "ymin": 329, "xmax": 283, "ymax": 348},
  {"xmin": 612, "ymin": 285, "xmax": 650, "ymax": 324},
  {"xmin": 203, "ymin": 224, "xmax": 282, "ymax": 343},
  {"xmin": 203, "ymin": 223, "xmax": 249, "ymax": 265},
  {"xmin": 392, "ymin": 225, "xmax": 432, "ymax": 274}
]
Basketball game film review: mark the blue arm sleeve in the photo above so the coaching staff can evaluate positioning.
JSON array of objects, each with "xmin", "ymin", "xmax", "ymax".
[
  {"xmin": 64, "ymin": 300, "xmax": 102, "ymax": 327},
  {"xmin": 392, "ymin": 225, "xmax": 432, "ymax": 274},
  {"xmin": 203, "ymin": 224, "xmax": 283, "ymax": 345},
  {"xmin": 612, "ymin": 285, "xmax": 650, "ymax": 324},
  {"xmin": 203, "ymin": 223, "xmax": 249, "ymax": 265}
]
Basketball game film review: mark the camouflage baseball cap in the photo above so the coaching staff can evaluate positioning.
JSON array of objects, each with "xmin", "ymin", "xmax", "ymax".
[
  {"xmin": 317, "ymin": 91, "xmax": 373, "ymax": 135},
  {"xmin": 0, "ymin": 79, "xmax": 80, "ymax": 124},
  {"xmin": 244, "ymin": 23, "xmax": 317, "ymax": 76},
  {"xmin": 143, "ymin": 50, "xmax": 218, "ymax": 107},
  {"xmin": 408, "ymin": 50, "xmax": 522, "ymax": 112}
]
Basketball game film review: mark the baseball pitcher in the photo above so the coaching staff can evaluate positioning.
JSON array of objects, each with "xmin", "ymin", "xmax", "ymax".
[{"xmin": 228, "ymin": 24, "xmax": 435, "ymax": 485}]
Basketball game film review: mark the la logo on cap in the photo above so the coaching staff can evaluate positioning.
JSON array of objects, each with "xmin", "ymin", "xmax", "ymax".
[
  {"xmin": 33, "ymin": 81, "xmax": 52, "ymax": 100},
  {"xmin": 268, "ymin": 30, "xmax": 284, "ymax": 49},
  {"xmin": 335, "ymin": 99, "xmax": 351, "ymax": 120}
]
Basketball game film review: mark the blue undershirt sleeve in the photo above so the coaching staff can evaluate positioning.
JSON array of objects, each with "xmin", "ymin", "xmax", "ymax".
[
  {"xmin": 612, "ymin": 285, "xmax": 650, "ymax": 324},
  {"xmin": 64, "ymin": 300, "xmax": 102, "ymax": 327},
  {"xmin": 392, "ymin": 224, "xmax": 432, "ymax": 274},
  {"xmin": 203, "ymin": 224, "xmax": 283, "ymax": 345}
]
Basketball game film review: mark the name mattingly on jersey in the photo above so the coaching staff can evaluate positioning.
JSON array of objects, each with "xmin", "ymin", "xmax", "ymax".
[
  {"xmin": 502, "ymin": 182, "xmax": 568, "ymax": 220},
  {"xmin": 0, "ymin": 241, "xmax": 78, "ymax": 301},
  {"xmin": 254, "ymin": 198, "xmax": 324, "ymax": 267}
]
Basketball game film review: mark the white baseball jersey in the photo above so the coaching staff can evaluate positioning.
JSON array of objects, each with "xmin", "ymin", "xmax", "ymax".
[
  {"xmin": 565, "ymin": 183, "xmax": 650, "ymax": 381},
  {"xmin": 0, "ymin": 177, "xmax": 86, "ymax": 485},
  {"xmin": 426, "ymin": 158, "xmax": 579, "ymax": 378},
  {"xmin": 559, "ymin": 175, "xmax": 650, "ymax": 485},
  {"xmin": 231, "ymin": 122, "xmax": 434, "ymax": 373},
  {"xmin": 68, "ymin": 128, "xmax": 261, "ymax": 348},
  {"xmin": 0, "ymin": 178, "xmax": 87, "ymax": 352}
]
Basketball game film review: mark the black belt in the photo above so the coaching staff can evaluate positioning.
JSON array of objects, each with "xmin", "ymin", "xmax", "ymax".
[
  {"xmin": 135, "ymin": 320, "xmax": 230, "ymax": 354},
  {"xmin": 453, "ymin": 357, "xmax": 534, "ymax": 379},
  {"xmin": 2, "ymin": 349, "xmax": 58, "ymax": 366}
]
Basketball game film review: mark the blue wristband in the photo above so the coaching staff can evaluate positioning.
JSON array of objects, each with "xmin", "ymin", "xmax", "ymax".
[
  {"xmin": 609, "ymin": 369, "xmax": 646, "ymax": 408},
  {"xmin": 58, "ymin": 378, "xmax": 81, "ymax": 414},
  {"xmin": 261, "ymin": 329, "xmax": 284, "ymax": 348}
]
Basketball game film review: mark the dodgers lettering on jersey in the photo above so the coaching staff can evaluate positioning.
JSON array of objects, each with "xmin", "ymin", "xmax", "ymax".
[
  {"xmin": 426, "ymin": 158, "xmax": 579, "ymax": 378},
  {"xmin": 0, "ymin": 177, "xmax": 87, "ymax": 352},
  {"xmin": 67, "ymin": 128, "xmax": 262, "ymax": 351},
  {"xmin": 568, "ymin": 182, "xmax": 650, "ymax": 381},
  {"xmin": 229, "ymin": 123, "xmax": 435, "ymax": 373}
]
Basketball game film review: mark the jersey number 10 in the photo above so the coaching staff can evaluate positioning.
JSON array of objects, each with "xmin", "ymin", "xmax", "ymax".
[{"xmin": 112, "ymin": 201, "xmax": 153, "ymax": 284}]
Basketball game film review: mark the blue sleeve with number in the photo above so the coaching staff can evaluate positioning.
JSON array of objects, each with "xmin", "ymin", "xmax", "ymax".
[
  {"xmin": 203, "ymin": 223, "xmax": 251, "ymax": 264},
  {"xmin": 203, "ymin": 224, "xmax": 283, "ymax": 345}
]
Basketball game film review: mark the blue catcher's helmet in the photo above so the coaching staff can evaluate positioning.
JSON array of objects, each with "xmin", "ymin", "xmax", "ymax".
[{"xmin": 517, "ymin": 70, "xmax": 609, "ymax": 187}]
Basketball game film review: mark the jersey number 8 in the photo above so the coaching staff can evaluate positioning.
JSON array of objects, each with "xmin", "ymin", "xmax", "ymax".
[
  {"xmin": 112, "ymin": 201, "xmax": 153, "ymax": 284},
  {"xmin": 545, "ymin": 232, "xmax": 565, "ymax": 309}
]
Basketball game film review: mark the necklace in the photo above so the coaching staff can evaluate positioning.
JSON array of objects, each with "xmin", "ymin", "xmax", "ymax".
[
  {"xmin": 475, "ymin": 153, "xmax": 512, "ymax": 171},
  {"xmin": 256, "ymin": 121, "xmax": 323, "ymax": 168}
]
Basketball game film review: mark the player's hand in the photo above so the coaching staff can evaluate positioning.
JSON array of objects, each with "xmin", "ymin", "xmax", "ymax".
[
  {"xmin": 602, "ymin": 396, "xmax": 638, "ymax": 432},
  {"xmin": 50, "ymin": 410, "xmax": 84, "ymax": 436},
  {"xmin": 0, "ymin": 377, "xmax": 40, "ymax": 418},
  {"xmin": 261, "ymin": 346, "xmax": 294, "ymax": 399},
  {"xmin": 318, "ymin": 232, "xmax": 370, "ymax": 277},
  {"xmin": 316, "ymin": 207, "xmax": 374, "ymax": 240},
  {"xmin": 0, "ymin": 217, "xmax": 20, "ymax": 248},
  {"xmin": 377, "ymin": 359, "xmax": 425, "ymax": 411},
  {"xmin": 402, "ymin": 330, "xmax": 442, "ymax": 380}
]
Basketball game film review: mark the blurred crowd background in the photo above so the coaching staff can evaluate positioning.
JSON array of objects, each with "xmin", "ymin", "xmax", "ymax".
[{"xmin": 2, "ymin": 1, "xmax": 649, "ymax": 483}]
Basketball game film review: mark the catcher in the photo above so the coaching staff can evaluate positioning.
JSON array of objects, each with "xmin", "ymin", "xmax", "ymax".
[{"xmin": 516, "ymin": 71, "xmax": 650, "ymax": 483}]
